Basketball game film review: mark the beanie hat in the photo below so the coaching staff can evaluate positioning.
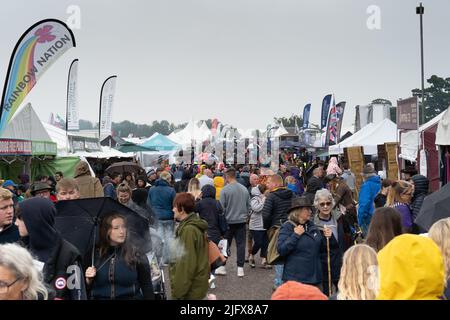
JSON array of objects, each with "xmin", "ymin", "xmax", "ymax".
[{"xmin": 271, "ymin": 281, "xmax": 328, "ymax": 300}]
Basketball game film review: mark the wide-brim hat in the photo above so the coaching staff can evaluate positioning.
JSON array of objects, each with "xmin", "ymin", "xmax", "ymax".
[
  {"xmin": 362, "ymin": 164, "xmax": 376, "ymax": 175},
  {"xmin": 287, "ymin": 196, "xmax": 314, "ymax": 214},
  {"xmin": 30, "ymin": 182, "xmax": 52, "ymax": 195}
]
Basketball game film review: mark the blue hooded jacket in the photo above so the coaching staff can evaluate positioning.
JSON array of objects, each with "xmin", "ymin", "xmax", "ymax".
[
  {"xmin": 147, "ymin": 179, "xmax": 176, "ymax": 221},
  {"xmin": 357, "ymin": 175, "xmax": 381, "ymax": 233}
]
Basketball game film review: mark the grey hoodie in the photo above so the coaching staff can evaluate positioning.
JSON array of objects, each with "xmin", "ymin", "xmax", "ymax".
[
  {"xmin": 249, "ymin": 187, "xmax": 266, "ymax": 231},
  {"xmin": 219, "ymin": 181, "xmax": 250, "ymax": 224}
]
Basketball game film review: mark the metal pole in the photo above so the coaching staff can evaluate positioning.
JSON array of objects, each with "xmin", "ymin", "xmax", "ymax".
[{"xmin": 417, "ymin": 3, "xmax": 425, "ymax": 125}]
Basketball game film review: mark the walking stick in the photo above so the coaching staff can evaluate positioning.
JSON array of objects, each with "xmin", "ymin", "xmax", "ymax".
[{"xmin": 326, "ymin": 235, "xmax": 332, "ymax": 297}]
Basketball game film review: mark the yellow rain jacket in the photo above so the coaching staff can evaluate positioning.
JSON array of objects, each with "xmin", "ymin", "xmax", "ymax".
[
  {"xmin": 213, "ymin": 176, "xmax": 225, "ymax": 200},
  {"xmin": 377, "ymin": 234, "xmax": 445, "ymax": 300}
]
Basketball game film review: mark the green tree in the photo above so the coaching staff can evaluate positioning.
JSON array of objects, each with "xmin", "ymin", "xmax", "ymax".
[
  {"xmin": 273, "ymin": 114, "xmax": 303, "ymax": 128},
  {"xmin": 372, "ymin": 98, "xmax": 392, "ymax": 106},
  {"xmin": 412, "ymin": 75, "xmax": 450, "ymax": 124},
  {"xmin": 79, "ymin": 119, "xmax": 94, "ymax": 130}
]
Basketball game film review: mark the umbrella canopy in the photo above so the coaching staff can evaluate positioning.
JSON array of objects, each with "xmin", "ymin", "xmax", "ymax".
[
  {"xmin": 105, "ymin": 161, "xmax": 145, "ymax": 175},
  {"xmin": 55, "ymin": 197, "xmax": 151, "ymax": 264},
  {"xmin": 415, "ymin": 183, "xmax": 450, "ymax": 231},
  {"xmin": 114, "ymin": 142, "xmax": 156, "ymax": 153}
]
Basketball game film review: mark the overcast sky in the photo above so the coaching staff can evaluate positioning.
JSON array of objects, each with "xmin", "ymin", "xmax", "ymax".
[{"xmin": 1, "ymin": 0, "xmax": 449, "ymax": 132}]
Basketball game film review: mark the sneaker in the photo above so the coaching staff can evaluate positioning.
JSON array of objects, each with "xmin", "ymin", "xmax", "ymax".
[
  {"xmin": 249, "ymin": 259, "xmax": 256, "ymax": 268},
  {"xmin": 215, "ymin": 266, "xmax": 227, "ymax": 275},
  {"xmin": 237, "ymin": 267, "xmax": 245, "ymax": 277}
]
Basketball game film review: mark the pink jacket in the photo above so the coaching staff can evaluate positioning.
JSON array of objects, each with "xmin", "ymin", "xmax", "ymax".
[{"xmin": 326, "ymin": 157, "xmax": 342, "ymax": 176}]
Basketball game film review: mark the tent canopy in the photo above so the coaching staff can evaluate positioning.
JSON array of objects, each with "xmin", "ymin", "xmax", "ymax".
[
  {"xmin": 114, "ymin": 142, "xmax": 156, "ymax": 153},
  {"xmin": 400, "ymin": 109, "xmax": 448, "ymax": 162},
  {"xmin": 329, "ymin": 119, "xmax": 397, "ymax": 155},
  {"xmin": 436, "ymin": 106, "xmax": 450, "ymax": 145},
  {"xmin": 1, "ymin": 103, "xmax": 52, "ymax": 142},
  {"xmin": 139, "ymin": 133, "xmax": 180, "ymax": 151}
]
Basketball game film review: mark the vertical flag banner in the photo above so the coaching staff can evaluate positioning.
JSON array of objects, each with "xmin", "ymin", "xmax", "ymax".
[
  {"xmin": 321, "ymin": 94, "xmax": 332, "ymax": 129},
  {"xmin": 327, "ymin": 100, "xmax": 346, "ymax": 146},
  {"xmin": 302, "ymin": 104, "xmax": 311, "ymax": 129},
  {"xmin": 99, "ymin": 75, "xmax": 117, "ymax": 138},
  {"xmin": 335, "ymin": 101, "xmax": 346, "ymax": 143},
  {"xmin": 66, "ymin": 59, "xmax": 79, "ymax": 131},
  {"xmin": 0, "ymin": 19, "xmax": 76, "ymax": 135}
]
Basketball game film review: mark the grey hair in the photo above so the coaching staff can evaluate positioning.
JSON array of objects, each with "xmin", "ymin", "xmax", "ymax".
[
  {"xmin": 159, "ymin": 171, "xmax": 172, "ymax": 182},
  {"xmin": 314, "ymin": 188, "xmax": 335, "ymax": 209},
  {"xmin": 0, "ymin": 243, "xmax": 48, "ymax": 300}
]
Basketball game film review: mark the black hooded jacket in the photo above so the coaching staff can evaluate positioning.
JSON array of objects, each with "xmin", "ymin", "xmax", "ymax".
[
  {"xmin": 262, "ymin": 188, "xmax": 296, "ymax": 230},
  {"xmin": 194, "ymin": 184, "xmax": 223, "ymax": 243},
  {"xmin": 410, "ymin": 174, "xmax": 429, "ymax": 221},
  {"xmin": 18, "ymin": 198, "xmax": 87, "ymax": 300}
]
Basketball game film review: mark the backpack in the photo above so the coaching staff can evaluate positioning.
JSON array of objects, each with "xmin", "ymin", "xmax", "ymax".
[{"xmin": 266, "ymin": 220, "xmax": 296, "ymax": 265}]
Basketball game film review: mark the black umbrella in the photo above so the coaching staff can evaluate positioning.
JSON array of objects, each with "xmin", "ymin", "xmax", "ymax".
[
  {"xmin": 415, "ymin": 183, "xmax": 450, "ymax": 232},
  {"xmin": 105, "ymin": 161, "xmax": 145, "ymax": 176},
  {"xmin": 55, "ymin": 197, "xmax": 150, "ymax": 266}
]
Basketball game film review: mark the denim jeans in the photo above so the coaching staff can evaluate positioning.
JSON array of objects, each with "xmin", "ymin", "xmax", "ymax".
[
  {"xmin": 156, "ymin": 219, "xmax": 174, "ymax": 264},
  {"xmin": 274, "ymin": 264, "xmax": 284, "ymax": 288}
]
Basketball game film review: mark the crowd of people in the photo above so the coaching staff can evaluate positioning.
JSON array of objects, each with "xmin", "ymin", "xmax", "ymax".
[{"xmin": 0, "ymin": 155, "xmax": 449, "ymax": 300}]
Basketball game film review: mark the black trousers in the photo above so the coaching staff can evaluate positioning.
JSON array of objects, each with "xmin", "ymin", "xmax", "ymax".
[
  {"xmin": 225, "ymin": 223, "xmax": 246, "ymax": 267},
  {"xmin": 250, "ymin": 230, "xmax": 268, "ymax": 258}
]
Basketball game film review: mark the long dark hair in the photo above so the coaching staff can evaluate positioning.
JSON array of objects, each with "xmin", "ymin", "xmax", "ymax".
[
  {"xmin": 365, "ymin": 207, "xmax": 403, "ymax": 252},
  {"xmin": 98, "ymin": 213, "xmax": 137, "ymax": 266}
]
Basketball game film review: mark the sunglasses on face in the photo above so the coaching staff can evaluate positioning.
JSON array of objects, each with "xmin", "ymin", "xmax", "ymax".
[{"xmin": 319, "ymin": 202, "xmax": 332, "ymax": 208}]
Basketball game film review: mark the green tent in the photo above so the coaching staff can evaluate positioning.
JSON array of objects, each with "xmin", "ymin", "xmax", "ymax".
[{"xmin": 114, "ymin": 142, "xmax": 156, "ymax": 153}]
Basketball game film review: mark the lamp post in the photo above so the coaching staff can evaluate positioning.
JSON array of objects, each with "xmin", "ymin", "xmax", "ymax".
[{"xmin": 416, "ymin": 3, "xmax": 425, "ymax": 125}]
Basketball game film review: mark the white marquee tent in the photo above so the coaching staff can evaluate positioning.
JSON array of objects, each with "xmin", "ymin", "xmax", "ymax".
[{"xmin": 329, "ymin": 119, "xmax": 397, "ymax": 155}]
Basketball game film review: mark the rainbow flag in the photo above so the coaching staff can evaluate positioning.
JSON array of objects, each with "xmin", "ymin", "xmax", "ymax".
[{"xmin": 0, "ymin": 19, "xmax": 75, "ymax": 135}]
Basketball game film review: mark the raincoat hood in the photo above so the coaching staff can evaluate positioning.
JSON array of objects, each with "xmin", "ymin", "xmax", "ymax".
[
  {"xmin": 176, "ymin": 213, "xmax": 208, "ymax": 236},
  {"xmin": 201, "ymin": 184, "xmax": 216, "ymax": 199},
  {"xmin": 251, "ymin": 186, "xmax": 261, "ymax": 197},
  {"xmin": 18, "ymin": 198, "xmax": 59, "ymax": 262},
  {"xmin": 213, "ymin": 176, "xmax": 225, "ymax": 188},
  {"xmin": 412, "ymin": 174, "xmax": 429, "ymax": 197},
  {"xmin": 329, "ymin": 157, "xmax": 338, "ymax": 165},
  {"xmin": 377, "ymin": 234, "xmax": 445, "ymax": 300},
  {"xmin": 74, "ymin": 161, "xmax": 91, "ymax": 178}
]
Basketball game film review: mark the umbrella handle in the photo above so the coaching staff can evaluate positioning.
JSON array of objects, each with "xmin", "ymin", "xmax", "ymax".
[
  {"xmin": 326, "ymin": 236, "xmax": 331, "ymax": 297},
  {"xmin": 91, "ymin": 225, "xmax": 96, "ymax": 267}
]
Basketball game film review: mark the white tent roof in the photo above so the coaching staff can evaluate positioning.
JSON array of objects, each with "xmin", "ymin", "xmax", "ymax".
[
  {"xmin": 42, "ymin": 122, "xmax": 69, "ymax": 155},
  {"xmin": 43, "ymin": 122, "xmax": 133, "ymax": 158},
  {"xmin": 436, "ymin": 106, "xmax": 450, "ymax": 145},
  {"xmin": 170, "ymin": 120, "xmax": 212, "ymax": 146},
  {"xmin": 1, "ymin": 103, "xmax": 52, "ymax": 142},
  {"xmin": 329, "ymin": 119, "xmax": 397, "ymax": 155},
  {"xmin": 74, "ymin": 146, "xmax": 134, "ymax": 159}
]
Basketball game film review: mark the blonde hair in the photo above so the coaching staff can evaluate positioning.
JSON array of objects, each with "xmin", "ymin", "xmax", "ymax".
[
  {"xmin": 285, "ymin": 176, "xmax": 296, "ymax": 185},
  {"xmin": 0, "ymin": 187, "xmax": 13, "ymax": 201},
  {"xmin": 0, "ymin": 243, "xmax": 48, "ymax": 300},
  {"xmin": 386, "ymin": 180, "xmax": 413, "ymax": 206},
  {"xmin": 337, "ymin": 244, "xmax": 379, "ymax": 300},
  {"xmin": 187, "ymin": 178, "xmax": 202, "ymax": 199},
  {"xmin": 116, "ymin": 182, "xmax": 132, "ymax": 195},
  {"xmin": 56, "ymin": 178, "xmax": 79, "ymax": 193},
  {"xmin": 429, "ymin": 218, "xmax": 450, "ymax": 282}
]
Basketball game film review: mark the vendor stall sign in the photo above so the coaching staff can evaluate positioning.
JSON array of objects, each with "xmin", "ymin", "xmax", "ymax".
[
  {"xmin": 397, "ymin": 97, "xmax": 418, "ymax": 130},
  {"xmin": 69, "ymin": 136, "xmax": 101, "ymax": 153},
  {"xmin": 0, "ymin": 138, "xmax": 32, "ymax": 155},
  {"xmin": 32, "ymin": 140, "xmax": 57, "ymax": 156}
]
